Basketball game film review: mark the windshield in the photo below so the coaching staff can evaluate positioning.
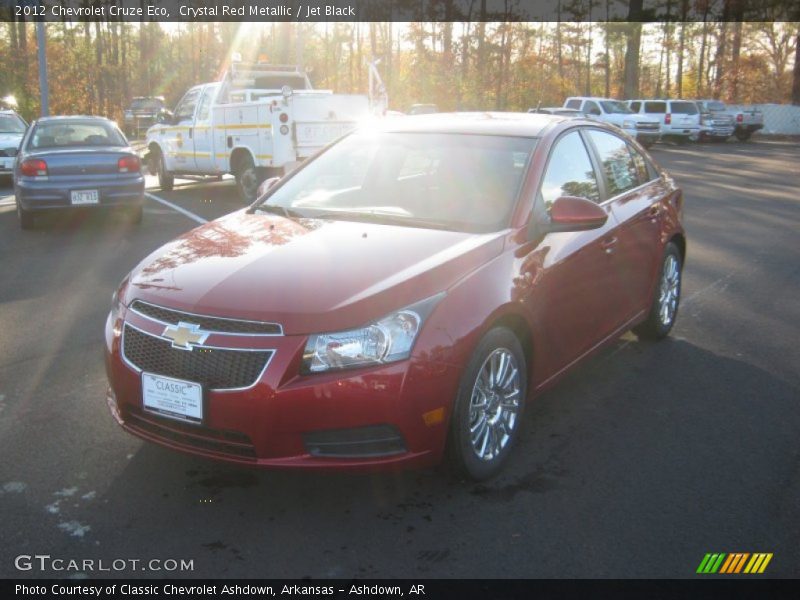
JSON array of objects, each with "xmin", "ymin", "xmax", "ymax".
[
  {"xmin": 600, "ymin": 101, "xmax": 633, "ymax": 114},
  {"xmin": 258, "ymin": 132, "xmax": 537, "ymax": 233},
  {"xmin": 130, "ymin": 98, "xmax": 163, "ymax": 110},
  {"xmin": 0, "ymin": 114, "xmax": 26, "ymax": 134},
  {"xmin": 29, "ymin": 120, "xmax": 127, "ymax": 149}
]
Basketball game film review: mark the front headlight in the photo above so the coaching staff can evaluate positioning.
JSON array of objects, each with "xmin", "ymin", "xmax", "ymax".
[
  {"xmin": 622, "ymin": 119, "xmax": 635, "ymax": 129},
  {"xmin": 302, "ymin": 294, "xmax": 444, "ymax": 374},
  {"xmin": 109, "ymin": 279, "xmax": 129, "ymax": 337}
]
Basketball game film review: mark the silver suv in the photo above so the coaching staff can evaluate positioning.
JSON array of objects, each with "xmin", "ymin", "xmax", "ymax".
[{"xmin": 0, "ymin": 110, "xmax": 28, "ymax": 178}]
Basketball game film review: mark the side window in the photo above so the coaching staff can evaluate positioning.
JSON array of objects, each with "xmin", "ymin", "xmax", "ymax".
[
  {"xmin": 587, "ymin": 130, "xmax": 640, "ymax": 197},
  {"xmin": 584, "ymin": 101, "xmax": 601, "ymax": 116},
  {"xmin": 644, "ymin": 101, "xmax": 667, "ymax": 114},
  {"xmin": 174, "ymin": 89, "xmax": 201, "ymax": 122},
  {"xmin": 565, "ymin": 99, "xmax": 581, "ymax": 110},
  {"xmin": 539, "ymin": 131, "xmax": 600, "ymax": 207},
  {"xmin": 630, "ymin": 101, "xmax": 641, "ymax": 112},
  {"xmin": 628, "ymin": 143, "xmax": 654, "ymax": 184},
  {"xmin": 195, "ymin": 89, "xmax": 213, "ymax": 121}
]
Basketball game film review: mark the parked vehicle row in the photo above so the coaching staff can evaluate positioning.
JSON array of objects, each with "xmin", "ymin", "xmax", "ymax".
[{"xmin": 529, "ymin": 97, "xmax": 764, "ymax": 145}]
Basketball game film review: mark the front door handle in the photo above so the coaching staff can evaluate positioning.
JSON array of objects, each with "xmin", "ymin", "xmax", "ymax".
[{"xmin": 601, "ymin": 237, "xmax": 618, "ymax": 255}]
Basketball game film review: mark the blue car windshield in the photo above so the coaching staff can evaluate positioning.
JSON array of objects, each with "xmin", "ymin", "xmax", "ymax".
[{"xmin": 29, "ymin": 120, "xmax": 127, "ymax": 149}]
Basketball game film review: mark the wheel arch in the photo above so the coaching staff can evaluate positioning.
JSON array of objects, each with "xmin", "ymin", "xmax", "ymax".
[
  {"xmin": 483, "ymin": 309, "xmax": 535, "ymax": 385},
  {"xmin": 669, "ymin": 232, "xmax": 686, "ymax": 263}
]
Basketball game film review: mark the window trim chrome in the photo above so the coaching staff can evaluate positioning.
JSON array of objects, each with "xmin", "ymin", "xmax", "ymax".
[{"xmin": 129, "ymin": 299, "xmax": 284, "ymax": 337}]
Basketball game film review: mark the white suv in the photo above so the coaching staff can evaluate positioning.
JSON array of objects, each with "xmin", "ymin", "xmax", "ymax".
[
  {"xmin": 563, "ymin": 97, "xmax": 661, "ymax": 148},
  {"xmin": 626, "ymin": 99, "xmax": 700, "ymax": 142},
  {"xmin": 0, "ymin": 110, "xmax": 27, "ymax": 178}
]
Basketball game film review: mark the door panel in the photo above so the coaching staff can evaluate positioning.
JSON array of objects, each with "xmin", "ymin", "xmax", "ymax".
[
  {"xmin": 192, "ymin": 87, "xmax": 216, "ymax": 172},
  {"xmin": 521, "ymin": 130, "xmax": 629, "ymax": 381}
]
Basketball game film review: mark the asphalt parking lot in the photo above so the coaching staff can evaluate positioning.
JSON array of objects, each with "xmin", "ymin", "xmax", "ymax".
[{"xmin": 0, "ymin": 140, "xmax": 798, "ymax": 579}]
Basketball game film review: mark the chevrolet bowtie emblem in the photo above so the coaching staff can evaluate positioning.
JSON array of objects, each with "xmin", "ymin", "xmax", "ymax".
[{"xmin": 162, "ymin": 322, "xmax": 209, "ymax": 350}]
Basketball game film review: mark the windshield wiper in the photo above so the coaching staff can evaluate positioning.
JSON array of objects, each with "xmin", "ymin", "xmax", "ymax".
[
  {"xmin": 250, "ymin": 204, "xmax": 305, "ymax": 219},
  {"xmin": 307, "ymin": 210, "xmax": 459, "ymax": 231}
]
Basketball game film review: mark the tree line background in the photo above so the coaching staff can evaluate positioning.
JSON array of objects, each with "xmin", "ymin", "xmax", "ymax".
[{"xmin": 0, "ymin": 1, "xmax": 798, "ymax": 124}]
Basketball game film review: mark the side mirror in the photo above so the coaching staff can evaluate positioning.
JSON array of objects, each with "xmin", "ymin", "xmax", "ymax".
[
  {"xmin": 156, "ymin": 110, "xmax": 173, "ymax": 124},
  {"xmin": 256, "ymin": 176, "xmax": 281, "ymax": 200},
  {"xmin": 541, "ymin": 196, "xmax": 608, "ymax": 234}
]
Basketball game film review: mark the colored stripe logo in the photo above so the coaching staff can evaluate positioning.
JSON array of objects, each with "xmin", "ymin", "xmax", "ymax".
[{"xmin": 697, "ymin": 553, "xmax": 773, "ymax": 574}]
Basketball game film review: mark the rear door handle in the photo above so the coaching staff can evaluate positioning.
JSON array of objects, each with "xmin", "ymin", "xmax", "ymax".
[{"xmin": 601, "ymin": 237, "xmax": 618, "ymax": 254}]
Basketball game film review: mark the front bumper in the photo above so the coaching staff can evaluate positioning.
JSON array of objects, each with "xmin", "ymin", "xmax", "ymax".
[
  {"xmin": 104, "ymin": 308, "xmax": 460, "ymax": 471},
  {"xmin": 635, "ymin": 131, "xmax": 661, "ymax": 144},
  {"xmin": 16, "ymin": 176, "xmax": 144, "ymax": 211}
]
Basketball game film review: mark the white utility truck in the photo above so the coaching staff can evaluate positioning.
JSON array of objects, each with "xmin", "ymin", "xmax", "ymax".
[{"xmin": 145, "ymin": 63, "xmax": 375, "ymax": 202}]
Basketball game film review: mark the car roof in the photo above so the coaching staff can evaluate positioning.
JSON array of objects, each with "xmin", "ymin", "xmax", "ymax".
[{"xmin": 366, "ymin": 112, "xmax": 578, "ymax": 137}]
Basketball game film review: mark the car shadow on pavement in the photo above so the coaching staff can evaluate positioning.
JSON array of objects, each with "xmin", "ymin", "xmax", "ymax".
[{"xmin": 68, "ymin": 336, "xmax": 800, "ymax": 578}]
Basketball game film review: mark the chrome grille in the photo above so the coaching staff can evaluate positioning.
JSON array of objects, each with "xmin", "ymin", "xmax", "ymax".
[
  {"xmin": 122, "ymin": 325, "xmax": 273, "ymax": 390},
  {"xmin": 635, "ymin": 122, "xmax": 660, "ymax": 131},
  {"xmin": 130, "ymin": 300, "xmax": 282, "ymax": 335}
]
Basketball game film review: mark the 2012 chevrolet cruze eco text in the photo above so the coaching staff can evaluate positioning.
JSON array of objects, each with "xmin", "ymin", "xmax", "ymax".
[{"xmin": 105, "ymin": 113, "xmax": 686, "ymax": 480}]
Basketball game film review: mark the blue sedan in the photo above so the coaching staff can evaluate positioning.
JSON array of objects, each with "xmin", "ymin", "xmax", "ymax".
[{"xmin": 14, "ymin": 116, "xmax": 144, "ymax": 229}]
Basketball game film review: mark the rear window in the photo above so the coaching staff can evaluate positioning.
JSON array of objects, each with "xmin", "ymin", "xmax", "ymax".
[
  {"xmin": 0, "ymin": 113, "xmax": 26, "ymax": 134},
  {"xmin": 671, "ymin": 101, "xmax": 698, "ymax": 115},
  {"xmin": 644, "ymin": 102, "xmax": 667, "ymax": 113},
  {"xmin": 130, "ymin": 98, "xmax": 163, "ymax": 110},
  {"xmin": 29, "ymin": 120, "xmax": 127, "ymax": 150}
]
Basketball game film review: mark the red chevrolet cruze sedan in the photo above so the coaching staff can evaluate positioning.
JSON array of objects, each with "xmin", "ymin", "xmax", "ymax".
[{"xmin": 105, "ymin": 113, "xmax": 685, "ymax": 480}]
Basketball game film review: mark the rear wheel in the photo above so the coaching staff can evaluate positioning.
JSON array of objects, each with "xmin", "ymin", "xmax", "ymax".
[
  {"xmin": 235, "ymin": 155, "xmax": 263, "ymax": 203},
  {"xmin": 735, "ymin": 130, "xmax": 752, "ymax": 142},
  {"xmin": 154, "ymin": 150, "xmax": 174, "ymax": 192},
  {"xmin": 447, "ymin": 327, "xmax": 527, "ymax": 480},
  {"xmin": 16, "ymin": 198, "xmax": 34, "ymax": 230},
  {"xmin": 634, "ymin": 242, "xmax": 682, "ymax": 340}
]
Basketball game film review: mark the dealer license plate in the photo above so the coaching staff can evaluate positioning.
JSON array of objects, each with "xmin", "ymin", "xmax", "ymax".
[
  {"xmin": 71, "ymin": 190, "xmax": 99, "ymax": 205},
  {"xmin": 142, "ymin": 372, "xmax": 203, "ymax": 424}
]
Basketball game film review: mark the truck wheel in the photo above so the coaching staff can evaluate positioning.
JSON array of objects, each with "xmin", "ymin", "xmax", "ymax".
[
  {"xmin": 641, "ymin": 140, "xmax": 655, "ymax": 149},
  {"xmin": 236, "ymin": 156, "xmax": 262, "ymax": 203},
  {"xmin": 735, "ymin": 130, "xmax": 752, "ymax": 142},
  {"xmin": 155, "ymin": 150, "xmax": 174, "ymax": 192}
]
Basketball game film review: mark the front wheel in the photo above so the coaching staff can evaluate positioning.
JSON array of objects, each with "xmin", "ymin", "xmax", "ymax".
[
  {"xmin": 735, "ymin": 130, "xmax": 752, "ymax": 142},
  {"xmin": 154, "ymin": 151, "xmax": 174, "ymax": 192},
  {"xmin": 447, "ymin": 327, "xmax": 527, "ymax": 480},
  {"xmin": 634, "ymin": 242, "xmax": 682, "ymax": 340}
]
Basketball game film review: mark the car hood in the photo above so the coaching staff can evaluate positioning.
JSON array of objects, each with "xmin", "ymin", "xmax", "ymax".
[
  {"xmin": 0, "ymin": 132, "xmax": 23, "ymax": 150},
  {"xmin": 126, "ymin": 210, "xmax": 505, "ymax": 335}
]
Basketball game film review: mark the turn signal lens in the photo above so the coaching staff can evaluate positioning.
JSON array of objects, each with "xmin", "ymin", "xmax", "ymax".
[
  {"xmin": 20, "ymin": 158, "xmax": 48, "ymax": 177},
  {"xmin": 118, "ymin": 155, "xmax": 141, "ymax": 173}
]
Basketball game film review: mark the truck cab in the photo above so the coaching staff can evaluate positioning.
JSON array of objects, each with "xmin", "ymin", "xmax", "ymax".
[{"xmin": 563, "ymin": 96, "xmax": 661, "ymax": 147}]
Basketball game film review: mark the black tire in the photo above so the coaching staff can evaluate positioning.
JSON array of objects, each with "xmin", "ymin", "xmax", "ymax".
[
  {"xmin": 154, "ymin": 149, "xmax": 174, "ymax": 192},
  {"xmin": 127, "ymin": 205, "xmax": 143, "ymax": 225},
  {"xmin": 235, "ymin": 155, "xmax": 262, "ymax": 203},
  {"xmin": 735, "ymin": 130, "xmax": 752, "ymax": 142},
  {"xmin": 17, "ymin": 199, "xmax": 34, "ymax": 230},
  {"xmin": 447, "ymin": 327, "xmax": 527, "ymax": 481},
  {"xmin": 634, "ymin": 242, "xmax": 682, "ymax": 340}
]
